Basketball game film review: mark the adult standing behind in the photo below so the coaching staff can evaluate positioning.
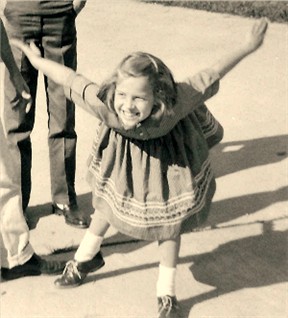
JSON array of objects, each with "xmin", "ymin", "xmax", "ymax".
[
  {"xmin": 3, "ymin": 0, "xmax": 89, "ymax": 228},
  {"xmin": 0, "ymin": 17, "xmax": 65, "ymax": 280}
]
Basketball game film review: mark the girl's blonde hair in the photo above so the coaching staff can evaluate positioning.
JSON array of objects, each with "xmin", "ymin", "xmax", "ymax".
[{"xmin": 98, "ymin": 52, "xmax": 177, "ymax": 119}]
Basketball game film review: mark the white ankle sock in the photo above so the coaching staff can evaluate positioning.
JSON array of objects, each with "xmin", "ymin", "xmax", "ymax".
[
  {"xmin": 74, "ymin": 230, "xmax": 103, "ymax": 262},
  {"xmin": 156, "ymin": 264, "xmax": 177, "ymax": 297}
]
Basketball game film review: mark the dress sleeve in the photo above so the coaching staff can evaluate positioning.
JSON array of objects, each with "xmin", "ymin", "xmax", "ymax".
[
  {"xmin": 176, "ymin": 68, "xmax": 220, "ymax": 117},
  {"xmin": 63, "ymin": 73, "xmax": 121, "ymax": 128}
]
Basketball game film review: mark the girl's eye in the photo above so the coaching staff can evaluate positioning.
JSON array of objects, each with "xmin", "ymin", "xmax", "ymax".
[
  {"xmin": 135, "ymin": 97, "xmax": 146, "ymax": 102},
  {"xmin": 116, "ymin": 92, "xmax": 125, "ymax": 97}
]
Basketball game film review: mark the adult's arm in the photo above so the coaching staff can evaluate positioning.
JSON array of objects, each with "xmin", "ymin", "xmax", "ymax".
[{"xmin": 73, "ymin": 0, "xmax": 88, "ymax": 15}]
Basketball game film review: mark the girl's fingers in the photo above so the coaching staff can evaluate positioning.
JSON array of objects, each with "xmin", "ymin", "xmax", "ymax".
[
  {"xmin": 10, "ymin": 39, "xmax": 32, "ymax": 57},
  {"xmin": 21, "ymin": 91, "xmax": 31, "ymax": 100},
  {"xmin": 257, "ymin": 18, "xmax": 268, "ymax": 33},
  {"xmin": 10, "ymin": 39, "xmax": 41, "ymax": 57},
  {"xmin": 21, "ymin": 91, "xmax": 32, "ymax": 113},
  {"xmin": 260, "ymin": 18, "xmax": 269, "ymax": 34},
  {"xmin": 10, "ymin": 38, "xmax": 26, "ymax": 50},
  {"xmin": 25, "ymin": 101, "xmax": 32, "ymax": 113},
  {"xmin": 254, "ymin": 18, "xmax": 268, "ymax": 35},
  {"xmin": 29, "ymin": 41, "xmax": 41, "ymax": 56}
]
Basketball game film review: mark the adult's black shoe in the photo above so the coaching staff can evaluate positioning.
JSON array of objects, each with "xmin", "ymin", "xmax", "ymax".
[
  {"xmin": 52, "ymin": 203, "xmax": 89, "ymax": 229},
  {"xmin": 1, "ymin": 254, "xmax": 66, "ymax": 281}
]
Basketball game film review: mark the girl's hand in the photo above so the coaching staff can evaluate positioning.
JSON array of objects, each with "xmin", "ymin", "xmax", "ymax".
[
  {"xmin": 10, "ymin": 40, "xmax": 41, "ymax": 112},
  {"xmin": 10, "ymin": 39, "xmax": 42, "ymax": 69},
  {"xmin": 244, "ymin": 18, "xmax": 268, "ymax": 53},
  {"xmin": 10, "ymin": 73, "xmax": 32, "ymax": 113},
  {"xmin": 10, "ymin": 88, "xmax": 32, "ymax": 113},
  {"xmin": 12, "ymin": 38, "xmax": 77, "ymax": 87}
]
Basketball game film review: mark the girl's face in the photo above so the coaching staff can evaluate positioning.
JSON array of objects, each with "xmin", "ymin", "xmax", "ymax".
[{"xmin": 114, "ymin": 75, "xmax": 154, "ymax": 129}]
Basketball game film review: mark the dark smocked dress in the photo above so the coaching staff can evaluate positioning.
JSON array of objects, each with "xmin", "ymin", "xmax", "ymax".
[{"xmin": 64, "ymin": 69, "xmax": 223, "ymax": 240}]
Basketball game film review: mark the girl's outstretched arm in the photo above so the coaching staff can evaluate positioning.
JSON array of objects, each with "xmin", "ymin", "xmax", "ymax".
[
  {"xmin": 211, "ymin": 18, "xmax": 268, "ymax": 79},
  {"xmin": 11, "ymin": 39, "xmax": 75, "ymax": 86},
  {"xmin": 11, "ymin": 39, "xmax": 120, "ymax": 127}
]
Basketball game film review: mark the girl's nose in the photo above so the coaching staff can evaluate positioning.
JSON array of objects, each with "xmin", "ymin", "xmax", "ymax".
[{"xmin": 124, "ymin": 98, "xmax": 134, "ymax": 110}]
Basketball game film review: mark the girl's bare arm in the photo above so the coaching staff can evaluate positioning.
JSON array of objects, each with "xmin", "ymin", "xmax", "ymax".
[
  {"xmin": 11, "ymin": 40, "xmax": 76, "ymax": 86},
  {"xmin": 211, "ymin": 18, "xmax": 268, "ymax": 79}
]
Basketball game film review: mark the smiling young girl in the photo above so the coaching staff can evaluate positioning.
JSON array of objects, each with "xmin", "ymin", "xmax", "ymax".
[{"xmin": 13, "ymin": 17, "xmax": 268, "ymax": 317}]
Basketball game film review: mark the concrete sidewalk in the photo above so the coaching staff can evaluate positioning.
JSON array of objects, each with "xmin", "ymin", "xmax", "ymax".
[{"xmin": 1, "ymin": 0, "xmax": 287, "ymax": 317}]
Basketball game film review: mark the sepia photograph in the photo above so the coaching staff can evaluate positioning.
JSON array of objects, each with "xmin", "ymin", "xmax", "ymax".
[{"xmin": 0, "ymin": 1, "xmax": 287, "ymax": 317}]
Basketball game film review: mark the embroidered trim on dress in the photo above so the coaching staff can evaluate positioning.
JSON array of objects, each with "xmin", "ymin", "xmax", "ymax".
[
  {"xmin": 88, "ymin": 155, "xmax": 214, "ymax": 228},
  {"xmin": 198, "ymin": 109, "xmax": 220, "ymax": 138}
]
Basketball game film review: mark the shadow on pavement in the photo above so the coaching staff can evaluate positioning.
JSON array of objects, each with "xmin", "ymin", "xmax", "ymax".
[
  {"xmin": 180, "ymin": 224, "xmax": 288, "ymax": 316},
  {"xmin": 42, "ymin": 240, "xmax": 153, "ymax": 276},
  {"xmin": 26, "ymin": 192, "xmax": 94, "ymax": 230},
  {"xmin": 206, "ymin": 186, "xmax": 288, "ymax": 227},
  {"xmin": 43, "ymin": 222, "xmax": 287, "ymax": 318},
  {"xmin": 210, "ymin": 134, "xmax": 288, "ymax": 178}
]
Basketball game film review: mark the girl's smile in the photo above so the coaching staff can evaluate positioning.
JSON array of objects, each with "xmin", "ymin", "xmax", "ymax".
[{"xmin": 114, "ymin": 75, "xmax": 154, "ymax": 129}]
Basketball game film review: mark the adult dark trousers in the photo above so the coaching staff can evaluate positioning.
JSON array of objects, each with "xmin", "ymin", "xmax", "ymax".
[{"xmin": 3, "ymin": 9, "xmax": 78, "ymax": 209}]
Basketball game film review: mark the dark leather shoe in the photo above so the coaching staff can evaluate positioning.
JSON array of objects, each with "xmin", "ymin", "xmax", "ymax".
[
  {"xmin": 52, "ymin": 203, "xmax": 89, "ymax": 229},
  {"xmin": 158, "ymin": 295, "xmax": 183, "ymax": 318},
  {"xmin": 1, "ymin": 254, "xmax": 65, "ymax": 281},
  {"xmin": 54, "ymin": 251, "xmax": 105, "ymax": 288}
]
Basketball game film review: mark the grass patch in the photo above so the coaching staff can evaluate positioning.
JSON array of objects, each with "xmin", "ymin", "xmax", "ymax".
[{"xmin": 140, "ymin": 1, "xmax": 288, "ymax": 23}]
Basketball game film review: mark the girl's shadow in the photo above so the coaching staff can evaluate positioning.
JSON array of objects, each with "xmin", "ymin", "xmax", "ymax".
[
  {"xmin": 210, "ymin": 134, "xmax": 288, "ymax": 178},
  {"xmin": 206, "ymin": 186, "xmax": 288, "ymax": 227},
  {"xmin": 179, "ymin": 223, "xmax": 288, "ymax": 316}
]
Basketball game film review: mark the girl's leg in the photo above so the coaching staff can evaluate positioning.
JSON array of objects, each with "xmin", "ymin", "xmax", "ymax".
[
  {"xmin": 88, "ymin": 211, "xmax": 111, "ymax": 236},
  {"xmin": 158, "ymin": 236, "xmax": 181, "ymax": 268},
  {"xmin": 74, "ymin": 211, "xmax": 110, "ymax": 262},
  {"xmin": 157, "ymin": 236, "xmax": 181, "ymax": 297},
  {"xmin": 54, "ymin": 210, "xmax": 110, "ymax": 288}
]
